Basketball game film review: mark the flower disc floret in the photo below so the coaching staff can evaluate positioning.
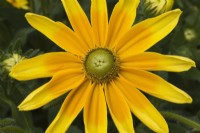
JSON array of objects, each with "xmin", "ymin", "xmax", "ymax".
[{"xmin": 84, "ymin": 48, "xmax": 119, "ymax": 84}]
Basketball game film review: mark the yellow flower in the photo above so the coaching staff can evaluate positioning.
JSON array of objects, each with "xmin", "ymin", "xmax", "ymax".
[
  {"xmin": 6, "ymin": 0, "xmax": 29, "ymax": 10},
  {"xmin": 10, "ymin": 0, "xmax": 195, "ymax": 132},
  {"xmin": 143, "ymin": 0, "xmax": 174, "ymax": 16},
  {"xmin": 184, "ymin": 28, "xmax": 197, "ymax": 41}
]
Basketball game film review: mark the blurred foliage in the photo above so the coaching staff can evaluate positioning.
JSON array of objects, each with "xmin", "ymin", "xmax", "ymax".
[{"xmin": 0, "ymin": 0, "xmax": 200, "ymax": 132}]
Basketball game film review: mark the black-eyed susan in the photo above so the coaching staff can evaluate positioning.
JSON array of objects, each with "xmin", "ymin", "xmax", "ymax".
[
  {"xmin": 10, "ymin": 0, "xmax": 195, "ymax": 132},
  {"xmin": 6, "ymin": 0, "xmax": 29, "ymax": 10}
]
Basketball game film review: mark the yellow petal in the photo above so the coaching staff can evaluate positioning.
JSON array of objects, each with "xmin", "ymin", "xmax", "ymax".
[
  {"xmin": 7, "ymin": 0, "xmax": 29, "ymax": 10},
  {"xmin": 105, "ymin": 81, "xmax": 135, "ymax": 133},
  {"xmin": 61, "ymin": 0, "xmax": 95, "ymax": 48},
  {"xmin": 46, "ymin": 80, "xmax": 93, "ymax": 133},
  {"xmin": 10, "ymin": 52, "xmax": 82, "ymax": 80},
  {"xmin": 120, "ymin": 69, "xmax": 192, "ymax": 103},
  {"xmin": 25, "ymin": 13, "xmax": 88, "ymax": 56},
  {"xmin": 114, "ymin": 77, "xmax": 168, "ymax": 133},
  {"xmin": 117, "ymin": 9, "xmax": 182, "ymax": 57},
  {"xmin": 84, "ymin": 84, "xmax": 107, "ymax": 133},
  {"xmin": 18, "ymin": 69, "xmax": 85, "ymax": 110},
  {"xmin": 106, "ymin": 0, "xmax": 139, "ymax": 48},
  {"xmin": 91, "ymin": 0, "xmax": 108, "ymax": 46},
  {"xmin": 121, "ymin": 52, "xmax": 195, "ymax": 72}
]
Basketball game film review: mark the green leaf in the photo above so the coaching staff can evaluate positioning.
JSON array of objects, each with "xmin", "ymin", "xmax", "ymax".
[
  {"xmin": 1, "ymin": 125, "xmax": 26, "ymax": 133},
  {"xmin": 0, "ymin": 118, "xmax": 15, "ymax": 127}
]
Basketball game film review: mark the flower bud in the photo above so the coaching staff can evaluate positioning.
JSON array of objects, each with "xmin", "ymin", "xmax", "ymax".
[
  {"xmin": 142, "ymin": 0, "xmax": 174, "ymax": 17},
  {"xmin": 3, "ymin": 53, "xmax": 25, "ymax": 72},
  {"xmin": 184, "ymin": 28, "xmax": 197, "ymax": 41}
]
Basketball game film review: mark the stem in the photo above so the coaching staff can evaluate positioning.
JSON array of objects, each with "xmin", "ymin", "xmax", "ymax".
[{"xmin": 161, "ymin": 111, "xmax": 200, "ymax": 130}]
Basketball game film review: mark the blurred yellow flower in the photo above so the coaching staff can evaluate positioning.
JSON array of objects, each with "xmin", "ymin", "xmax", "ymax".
[
  {"xmin": 143, "ymin": 0, "xmax": 174, "ymax": 16},
  {"xmin": 184, "ymin": 28, "xmax": 197, "ymax": 41},
  {"xmin": 6, "ymin": 0, "xmax": 29, "ymax": 10},
  {"xmin": 10, "ymin": 0, "xmax": 195, "ymax": 133}
]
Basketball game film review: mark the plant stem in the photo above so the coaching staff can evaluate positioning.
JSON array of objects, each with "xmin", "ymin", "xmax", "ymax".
[{"xmin": 161, "ymin": 111, "xmax": 200, "ymax": 130}]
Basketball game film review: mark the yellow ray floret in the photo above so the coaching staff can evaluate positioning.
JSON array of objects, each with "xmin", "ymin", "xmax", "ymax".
[{"xmin": 6, "ymin": 0, "xmax": 29, "ymax": 10}]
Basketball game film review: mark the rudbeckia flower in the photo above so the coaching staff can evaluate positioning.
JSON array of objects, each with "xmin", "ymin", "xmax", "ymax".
[
  {"xmin": 6, "ymin": 0, "xmax": 29, "ymax": 10},
  {"xmin": 10, "ymin": 0, "xmax": 195, "ymax": 132}
]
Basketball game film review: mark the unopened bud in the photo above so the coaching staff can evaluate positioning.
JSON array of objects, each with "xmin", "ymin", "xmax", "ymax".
[
  {"xmin": 143, "ymin": 0, "xmax": 174, "ymax": 17},
  {"xmin": 3, "ymin": 53, "xmax": 25, "ymax": 72},
  {"xmin": 184, "ymin": 28, "xmax": 197, "ymax": 41}
]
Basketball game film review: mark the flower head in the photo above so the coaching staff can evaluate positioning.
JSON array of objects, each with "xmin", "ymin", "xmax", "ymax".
[
  {"xmin": 6, "ymin": 0, "xmax": 29, "ymax": 10},
  {"xmin": 10, "ymin": 0, "xmax": 195, "ymax": 132},
  {"xmin": 143, "ymin": 0, "xmax": 174, "ymax": 16}
]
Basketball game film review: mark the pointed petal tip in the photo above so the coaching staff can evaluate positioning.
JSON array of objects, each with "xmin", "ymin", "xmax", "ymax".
[
  {"xmin": 150, "ymin": 117, "xmax": 169, "ymax": 133},
  {"xmin": 9, "ymin": 71, "xmax": 19, "ymax": 80},
  {"xmin": 181, "ymin": 57, "xmax": 196, "ymax": 71},
  {"xmin": 9, "ymin": 71, "xmax": 14, "ymax": 77},
  {"xmin": 186, "ymin": 96, "xmax": 193, "ymax": 103},
  {"xmin": 18, "ymin": 103, "xmax": 33, "ymax": 111},
  {"xmin": 25, "ymin": 12, "xmax": 34, "ymax": 18},
  {"xmin": 192, "ymin": 61, "xmax": 196, "ymax": 68},
  {"xmin": 173, "ymin": 9, "xmax": 182, "ymax": 14},
  {"xmin": 184, "ymin": 59, "xmax": 196, "ymax": 71},
  {"xmin": 18, "ymin": 108, "xmax": 29, "ymax": 111},
  {"xmin": 18, "ymin": 101, "xmax": 26, "ymax": 110},
  {"xmin": 167, "ymin": 9, "xmax": 182, "ymax": 18},
  {"xmin": 9, "ymin": 71, "xmax": 23, "ymax": 81},
  {"xmin": 178, "ymin": 93, "xmax": 192, "ymax": 104},
  {"xmin": 25, "ymin": 13, "xmax": 35, "ymax": 22},
  {"xmin": 177, "ymin": 56, "xmax": 196, "ymax": 70},
  {"xmin": 154, "ymin": 123, "xmax": 168, "ymax": 133},
  {"xmin": 186, "ymin": 57, "xmax": 196, "ymax": 68},
  {"xmin": 25, "ymin": 13, "xmax": 41, "ymax": 21},
  {"xmin": 17, "ymin": 104, "xmax": 26, "ymax": 111},
  {"xmin": 18, "ymin": 99, "xmax": 34, "ymax": 111}
]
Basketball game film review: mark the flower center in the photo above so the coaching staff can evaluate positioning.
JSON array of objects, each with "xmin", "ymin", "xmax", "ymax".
[{"xmin": 84, "ymin": 48, "xmax": 119, "ymax": 84}]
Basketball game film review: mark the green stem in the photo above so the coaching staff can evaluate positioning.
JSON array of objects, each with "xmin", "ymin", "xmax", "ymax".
[{"xmin": 161, "ymin": 111, "xmax": 200, "ymax": 130}]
